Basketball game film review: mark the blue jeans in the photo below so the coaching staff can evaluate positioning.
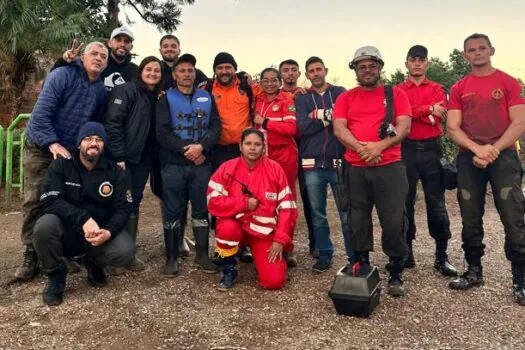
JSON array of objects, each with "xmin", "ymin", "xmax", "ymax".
[{"xmin": 304, "ymin": 168, "xmax": 353, "ymax": 261}]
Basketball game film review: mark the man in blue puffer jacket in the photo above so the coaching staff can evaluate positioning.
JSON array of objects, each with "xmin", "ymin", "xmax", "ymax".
[
  {"xmin": 15, "ymin": 42, "xmax": 108, "ymax": 281},
  {"xmin": 296, "ymin": 56, "xmax": 353, "ymax": 273}
]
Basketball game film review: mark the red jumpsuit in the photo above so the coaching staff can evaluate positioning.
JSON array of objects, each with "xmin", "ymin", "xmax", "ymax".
[
  {"xmin": 253, "ymin": 91, "xmax": 298, "ymax": 199},
  {"xmin": 207, "ymin": 156, "xmax": 298, "ymax": 289}
]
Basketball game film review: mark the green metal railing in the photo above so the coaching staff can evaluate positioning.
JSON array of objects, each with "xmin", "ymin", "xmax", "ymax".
[{"xmin": 5, "ymin": 113, "xmax": 30, "ymax": 200}]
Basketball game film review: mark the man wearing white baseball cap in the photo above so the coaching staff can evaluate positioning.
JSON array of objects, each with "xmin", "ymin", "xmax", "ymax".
[
  {"xmin": 333, "ymin": 46, "xmax": 412, "ymax": 297},
  {"xmin": 52, "ymin": 25, "xmax": 139, "ymax": 91}
]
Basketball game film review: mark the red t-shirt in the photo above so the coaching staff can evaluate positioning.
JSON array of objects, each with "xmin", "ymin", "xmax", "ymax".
[
  {"xmin": 398, "ymin": 78, "xmax": 446, "ymax": 140},
  {"xmin": 448, "ymin": 69, "xmax": 525, "ymax": 146},
  {"xmin": 333, "ymin": 85, "xmax": 412, "ymax": 167}
]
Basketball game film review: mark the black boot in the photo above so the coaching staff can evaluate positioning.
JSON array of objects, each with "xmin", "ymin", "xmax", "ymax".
[
  {"xmin": 449, "ymin": 264, "xmax": 483, "ymax": 290},
  {"xmin": 217, "ymin": 256, "xmax": 238, "ymax": 291},
  {"xmin": 239, "ymin": 246, "xmax": 254, "ymax": 263},
  {"xmin": 163, "ymin": 225, "xmax": 180, "ymax": 277},
  {"xmin": 193, "ymin": 224, "xmax": 218, "ymax": 273},
  {"xmin": 434, "ymin": 240, "xmax": 457, "ymax": 276},
  {"xmin": 179, "ymin": 208, "xmax": 190, "ymax": 258},
  {"xmin": 85, "ymin": 257, "xmax": 107, "ymax": 288},
  {"xmin": 511, "ymin": 262, "xmax": 525, "ymax": 306},
  {"xmin": 127, "ymin": 213, "xmax": 146, "ymax": 271},
  {"xmin": 387, "ymin": 257, "xmax": 405, "ymax": 297},
  {"xmin": 42, "ymin": 265, "xmax": 67, "ymax": 306},
  {"xmin": 14, "ymin": 244, "xmax": 39, "ymax": 281}
]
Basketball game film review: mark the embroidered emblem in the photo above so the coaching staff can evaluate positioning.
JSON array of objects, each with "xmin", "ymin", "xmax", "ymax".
[
  {"xmin": 272, "ymin": 104, "xmax": 280, "ymax": 112},
  {"xmin": 196, "ymin": 97, "xmax": 209, "ymax": 102},
  {"xmin": 99, "ymin": 181, "xmax": 113, "ymax": 197},
  {"xmin": 288, "ymin": 106, "xmax": 296, "ymax": 112},
  {"xmin": 126, "ymin": 189, "xmax": 133, "ymax": 203},
  {"xmin": 491, "ymin": 88, "xmax": 504, "ymax": 100}
]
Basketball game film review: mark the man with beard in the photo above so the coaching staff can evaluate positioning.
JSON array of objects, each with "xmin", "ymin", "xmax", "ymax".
[
  {"xmin": 54, "ymin": 26, "xmax": 138, "ymax": 91},
  {"xmin": 397, "ymin": 45, "xmax": 457, "ymax": 277},
  {"xmin": 33, "ymin": 122, "xmax": 134, "ymax": 305},
  {"xmin": 279, "ymin": 59, "xmax": 314, "ymax": 262},
  {"xmin": 447, "ymin": 34, "xmax": 525, "ymax": 306},
  {"xmin": 333, "ymin": 46, "xmax": 412, "ymax": 297},
  {"xmin": 207, "ymin": 52, "xmax": 262, "ymax": 262},
  {"xmin": 158, "ymin": 34, "xmax": 208, "ymax": 90},
  {"xmin": 14, "ymin": 42, "xmax": 108, "ymax": 281},
  {"xmin": 296, "ymin": 56, "xmax": 353, "ymax": 272}
]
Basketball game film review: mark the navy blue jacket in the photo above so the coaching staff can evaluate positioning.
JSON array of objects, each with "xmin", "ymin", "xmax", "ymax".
[
  {"xmin": 26, "ymin": 58, "xmax": 107, "ymax": 152},
  {"xmin": 295, "ymin": 85, "xmax": 346, "ymax": 170}
]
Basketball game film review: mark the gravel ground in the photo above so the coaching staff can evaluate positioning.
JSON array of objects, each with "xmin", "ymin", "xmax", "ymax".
[{"xmin": 1, "ymin": 188, "xmax": 525, "ymax": 350}]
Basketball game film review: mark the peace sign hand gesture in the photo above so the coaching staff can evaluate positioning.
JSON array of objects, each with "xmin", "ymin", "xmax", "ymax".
[{"xmin": 62, "ymin": 39, "xmax": 85, "ymax": 63}]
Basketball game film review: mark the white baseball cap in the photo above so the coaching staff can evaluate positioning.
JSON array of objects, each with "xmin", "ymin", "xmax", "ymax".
[
  {"xmin": 110, "ymin": 26, "xmax": 134, "ymax": 41},
  {"xmin": 349, "ymin": 46, "xmax": 384, "ymax": 69}
]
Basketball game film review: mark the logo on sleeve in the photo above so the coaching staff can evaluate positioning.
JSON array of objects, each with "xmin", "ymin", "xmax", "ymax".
[
  {"xmin": 491, "ymin": 88, "xmax": 504, "ymax": 100},
  {"xmin": 126, "ymin": 189, "xmax": 133, "ymax": 203},
  {"xmin": 288, "ymin": 106, "xmax": 296, "ymax": 112},
  {"xmin": 265, "ymin": 192, "xmax": 277, "ymax": 200},
  {"xmin": 99, "ymin": 181, "xmax": 113, "ymax": 197}
]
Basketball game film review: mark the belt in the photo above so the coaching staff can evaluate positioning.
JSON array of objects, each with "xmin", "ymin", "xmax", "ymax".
[{"xmin": 402, "ymin": 138, "xmax": 440, "ymax": 151}]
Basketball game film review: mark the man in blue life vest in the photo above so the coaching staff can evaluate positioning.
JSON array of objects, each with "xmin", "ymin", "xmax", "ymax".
[{"xmin": 156, "ymin": 54, "xmax": 222, "ymax": 276}]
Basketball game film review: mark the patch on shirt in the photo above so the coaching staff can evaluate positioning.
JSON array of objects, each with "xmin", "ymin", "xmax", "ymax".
[
  {"xmin": 196, "ymin": 97, "xmax": 209, "ymax": 102},
  {"xmin": 288, "ymin": 106, "xmax": 296, "ymax": 112},
  {"xmin": 65, "ymin": 181, "xmax": 81, "ymax": 187},
  {"xmin": 99, "ymin": 181, "xmax": 113, "ymax": 198},
  {"xmin": 265, "ymin": 192, "xmax": 277, "ymax": 200},
  {"xmin": 126, "ymin": 189, "xmax": 133, "ymax": 203},
  {"xmin": 492, "ymin": 88, "xmax": 504, "ymax": 100},
  {"xmin": 273, "ymin": 104, "xmax": 280, "ymax": 112},
  {"xmin": 113, "ymin": 98, "xmax": 123, "ymax": 105}
]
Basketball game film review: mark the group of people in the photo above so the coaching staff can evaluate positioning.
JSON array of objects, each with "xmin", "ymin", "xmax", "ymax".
[{"xmin": 12, "ymin": 26, "xmax": 525, "ymax": 308}]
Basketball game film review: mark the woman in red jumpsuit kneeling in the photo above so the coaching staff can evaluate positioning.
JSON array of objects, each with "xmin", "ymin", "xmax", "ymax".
[{"xmin": 207, "ymin": 128, "xmax": 298, "ymax": 290}]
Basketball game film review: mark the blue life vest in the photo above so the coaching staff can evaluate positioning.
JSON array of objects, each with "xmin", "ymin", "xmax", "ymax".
[{"xmin": 166, "ymin": 88, "xmax": 212, "ymax": 142}]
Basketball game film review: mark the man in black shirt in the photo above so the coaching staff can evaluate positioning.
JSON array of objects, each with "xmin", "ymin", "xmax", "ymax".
[{"xmin": 33, "ymin": 122, "xmax": 134, "ymax": 306}]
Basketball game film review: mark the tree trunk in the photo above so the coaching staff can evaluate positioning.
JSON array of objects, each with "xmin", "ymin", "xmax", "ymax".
[
  {"xmin": 9, "ymin": 85, "xmax": 24, "ymax": 124},
  {"xmin": 106, "ymin": 0, "xmax": 121, "ymax": 35}
]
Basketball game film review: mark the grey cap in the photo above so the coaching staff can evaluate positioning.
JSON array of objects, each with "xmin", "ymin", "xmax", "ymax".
[{"xmin": 349, "ymin": 46, "xmax": 384, "ymax": 69}]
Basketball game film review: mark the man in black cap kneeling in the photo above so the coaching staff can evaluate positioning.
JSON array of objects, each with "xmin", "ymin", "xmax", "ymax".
[{"xmin": 33, "ymin": 121, "xmax": 135, "ymax": 306}]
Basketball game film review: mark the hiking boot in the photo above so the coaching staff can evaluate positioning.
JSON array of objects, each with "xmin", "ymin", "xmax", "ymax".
[
  {"xmin": 511, "ymin": 262, "xmax": 525, "ymax": 306},
  {"xmin": 42, "ymin": 266, "xmax": 67, "ymax": 306},
  {"xmin": 194, "ymin": 225, "xmax": 219, "ymax": 274},
  {"xmin": 434, "ymin": 257, "xmax": 458, "ymax": 277},
  {"xmin": 449, "ymin": 265, "xmax": 483, "ymax": 290},
  {"xmin": 14, "ymin": 245, "xmax": 39, "ymax": 281},
  {"xmin": 85, "ymin": 259, "xmax": 107, "ymax": 288},
  {"xmin": 387, "ymin": 257, "xmax": 406, "ymax": 297},
  {"xmin": 312, "ymin": 256, "xmax": 332, "ymax": 273},
  {"xmin": 239, "ymin": 246, "xmax": 253, "ymax": 263},
  {"xmin": 217, "ymin": 266, "xmax": 238, "ymax": 291},
  {"xmin": 284, "ymin": 252, "xmax": 298, "ymax": 268}
]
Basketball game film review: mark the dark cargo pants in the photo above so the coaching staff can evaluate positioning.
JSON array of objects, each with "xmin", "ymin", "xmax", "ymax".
[
  {"xmin": 21, "ymin": 141, "xmax": 53, "ymax": 245},
  {"xmin": 345, "ymin": 161, "xmax": 409, "ymax": 258},
  {"xmin": 457, "ymin": 150, "xmax": 525, "ymax": 264}
]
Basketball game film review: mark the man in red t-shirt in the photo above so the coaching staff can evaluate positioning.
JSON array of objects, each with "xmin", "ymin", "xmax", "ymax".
[
  {"xmin": 333, "ymin": 46, "xmax": 412, "ymax": 297},
  {"xmin": 447, "ymin": 33, "xmax": 525, "ymax": 306},
  {"xmin": 397, "ymin": 45, "xmax": 457, "ymax": 277}
]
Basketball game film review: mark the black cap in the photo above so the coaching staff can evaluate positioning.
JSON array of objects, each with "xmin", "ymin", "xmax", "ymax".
[
  {"xmin": 76, "ymin": 122, "xmax": 108, "ymax": 147},
  {"xmin": 174, "ymin": 53, "xmax": 196, "ymax": 68},
  {"xmin": 407, "ymin": 45, "xmax": 428, "ymax": 59},
  {"xmin": 213, "ymin": 52, "xmax": 237, "ymax": 71}
]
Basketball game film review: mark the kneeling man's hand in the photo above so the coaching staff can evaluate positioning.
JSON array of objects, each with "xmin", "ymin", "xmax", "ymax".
[
  {"xmin": 87, "ymin": 229, "xmax": 112, "ymax": 246},
  {"xmin": 267, "ymin": 241, "xmax": 284, "ymax": 263}
]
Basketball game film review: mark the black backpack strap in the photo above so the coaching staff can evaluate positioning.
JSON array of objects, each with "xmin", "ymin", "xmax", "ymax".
[
  {"xmin": 237, "ymin": 72, "xmax": 254, "ymax": 121},
  {"xmin": 384, "ymin": 84, "xmax": 394, "ymax": 125}
]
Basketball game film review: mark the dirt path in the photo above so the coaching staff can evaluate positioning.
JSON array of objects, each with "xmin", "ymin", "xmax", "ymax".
[{"xmin": 1, "ymin": 189, "xmax": 524, "ymax": 349}]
